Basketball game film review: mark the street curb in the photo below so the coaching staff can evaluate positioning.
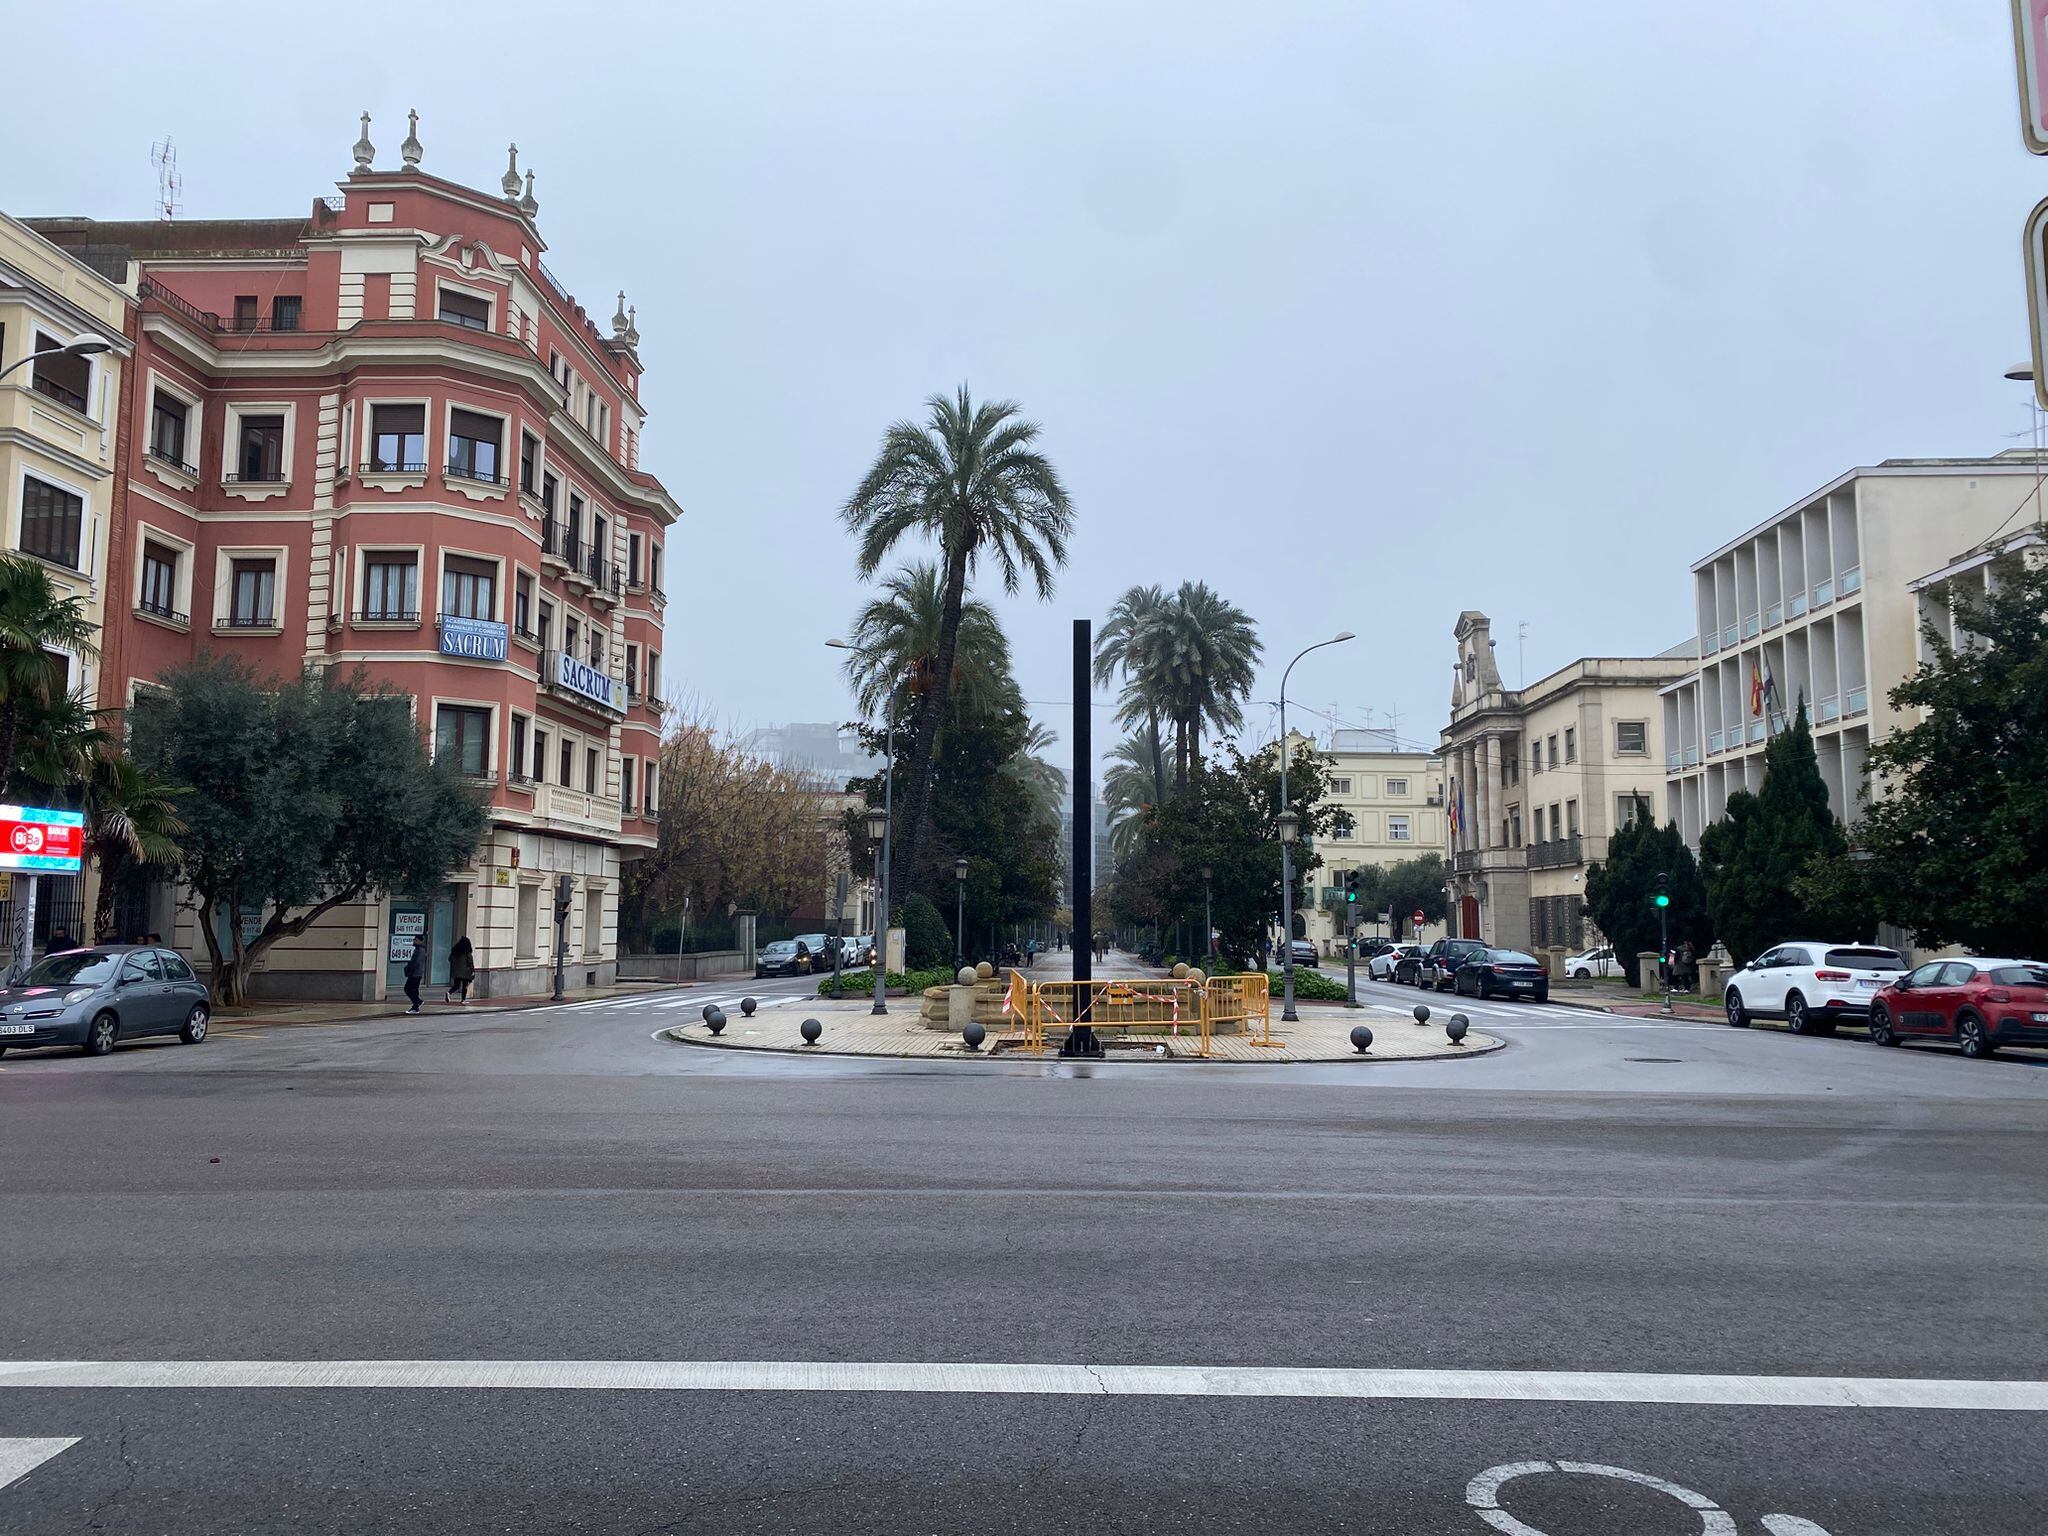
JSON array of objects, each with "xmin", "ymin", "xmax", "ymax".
[{"xmin": 660, "ymin": 1025, "xmax": 1508, "ymax": 1065}]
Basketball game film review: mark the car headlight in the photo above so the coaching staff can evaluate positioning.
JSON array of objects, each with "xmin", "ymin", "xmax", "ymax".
[{"xmin": 65, "ymin": 988, "xmax": 95, "ymax": 1004}]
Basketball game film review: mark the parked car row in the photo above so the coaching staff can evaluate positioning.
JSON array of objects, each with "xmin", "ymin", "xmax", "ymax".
[
  {"xmin": 1724, "ymin": 943, "xmax": 2048, "ymax": 1060},
  {"xmin": 754, "ymin": 934, "xmax": 876, "ymax": 978},
  {"xmin": 0, "ymin": 946, "xmax": 212, "ymax": 1057}
]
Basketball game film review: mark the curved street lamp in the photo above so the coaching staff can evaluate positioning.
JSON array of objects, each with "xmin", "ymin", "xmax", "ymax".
[
  {"xmin": 953, "ymin": 856, "xmax": 969, "ymax": 968},
  {"xmin": 0, "ymin": 333, "xmax": 115, "ymax": 387},
  {"xmin": 833, "ymin": 637, "xmax": 896, "ymax": 1014},
  {"xmin": 1276, "ymin": 632, "xmax": 1354, "ymax": 1021}
]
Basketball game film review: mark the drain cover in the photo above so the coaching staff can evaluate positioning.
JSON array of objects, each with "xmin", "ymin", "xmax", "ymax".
[{"xmin": 1626, "ymin": 1056, "xmax": 1683, "ymax": 1063}]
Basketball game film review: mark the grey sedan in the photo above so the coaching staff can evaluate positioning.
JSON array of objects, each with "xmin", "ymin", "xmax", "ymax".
[{"xmin": 0, "ymin": 946, "xmax": 211, "ymax": 1057}]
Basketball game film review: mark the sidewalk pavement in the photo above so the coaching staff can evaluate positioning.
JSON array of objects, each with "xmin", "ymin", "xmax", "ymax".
[{"xmin": 209, "ymin": 977, "xmax": 706, "ymax": 1032}]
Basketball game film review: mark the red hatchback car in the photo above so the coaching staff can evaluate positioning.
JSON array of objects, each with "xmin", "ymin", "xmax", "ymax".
[{"xmin": 1868, "ymin": 958, "xmax": 2048, "ymax": 1058}]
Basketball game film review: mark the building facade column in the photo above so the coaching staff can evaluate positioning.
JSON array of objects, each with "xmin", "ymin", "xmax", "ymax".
[{"xmin": 1483, "ymin": 735, "xmax": 1502, "ymax": 850}]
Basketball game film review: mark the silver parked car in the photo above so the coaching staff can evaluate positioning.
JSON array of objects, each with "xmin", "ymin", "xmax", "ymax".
[{"xmin": 0, "ymin": 946, "xmax": 212, "ymax": 1057}]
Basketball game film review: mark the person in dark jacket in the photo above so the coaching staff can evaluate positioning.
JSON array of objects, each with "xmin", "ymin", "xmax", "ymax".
[
  {"xmin": 445, "ymin": 935, "xmax": 475, "ymax": 1004},
  {"xmin": 403, "ymin": 936, "xmax": 426, "ymax": 1013}
]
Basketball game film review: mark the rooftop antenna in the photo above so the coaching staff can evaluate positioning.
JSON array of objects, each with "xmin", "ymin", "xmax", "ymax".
[
  {"xmin": 151, "ymin": 136, "xmax": 181, "ymax": 221},
  {"xmin": 1517, "ymin": 620, "xmax": 1528, "ymax": 687}
]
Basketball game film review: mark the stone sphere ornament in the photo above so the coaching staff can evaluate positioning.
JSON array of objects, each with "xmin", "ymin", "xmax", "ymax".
[
  {"xmin": 962, "ymin": 1021, "xmax": 986, "ymax": 1051},
  {"xmin": 1171, "ymin": 962, "xmax": 1190, "ymax": 979},
  {"xmin": 957, "ymin": 967, "xmax": 977, "ymax": 986},
  {"xmin": 800, "ymin": 1017, "xmax": 823, "ymax": 1045},
  {"xmin": 705, "ymin": 1008, "xmax": 726, "ymax": 1036},
  {"xmin": 975, "ymin": 961, "xmax": 995, "ymax": 981},
  {"xmin": 1413, "ymin": 1004, "xmax": 1431, "ymax": 1025},
  {"xmin": 740, "ymin": 997, "xmax": 758, "ymax": 1017},
  {"xmin": 702, "ymin": 1002, "xmax": 718, "ymax": 1022},
  {"xmin": 1447, "ymin": 1012, "xmax": 1470, "ymax": 1044},
  {"xmin": 1349, "ymin": 1024, "xmax": 1374, "ymax": 1053}
]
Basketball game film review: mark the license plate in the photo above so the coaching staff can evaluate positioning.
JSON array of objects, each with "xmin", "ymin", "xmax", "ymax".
[
  {"xmin": 2034, "ymin": 1012, "xmax": 2048, "ymax": 1024},
  {"xmin": 1856, "ymin": 979, "xmax": 1881, "ymax": 990},
  {"xmin": 0, "ymin": 1023, "xmax": 34, "ymax": 1035},
  {"xmin": 1511, "ymin": 981, "xmax": 1533, "ymax": 989}
]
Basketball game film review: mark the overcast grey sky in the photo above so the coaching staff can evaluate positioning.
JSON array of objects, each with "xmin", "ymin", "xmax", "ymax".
[{"xmin": 7, "ymin": 1, "xmax": 2038, "ymax": 774}]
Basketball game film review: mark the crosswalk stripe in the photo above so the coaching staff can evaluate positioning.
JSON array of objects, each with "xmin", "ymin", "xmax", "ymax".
[
  {"xmin": 0, "ymin": 1362, "xmax": 2037, "ymax": 1410},
  {"xmin": 0, "ymin": 1438, "xmax": 77, "ymax": 1491}
]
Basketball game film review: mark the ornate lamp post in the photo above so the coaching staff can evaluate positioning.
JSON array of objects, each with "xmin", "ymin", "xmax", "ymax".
[
  {"xmin": 1201, "ymin": 865, "xmax": 1214, "ymax": 964},
  {"xmin": 1276, "ymin": 632, "xmax": 1353, "ymax": 1022},
  {"xmin": 829, "ymin": 637, "xmax": 897, "ymax": 1017},
  {"xmin": 953, "ymin": 856, "xmax": 969, "ymax": 969}
]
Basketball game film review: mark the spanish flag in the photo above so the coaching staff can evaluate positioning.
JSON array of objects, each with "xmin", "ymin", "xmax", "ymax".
[{"xmin": 1750, "ymin": 664, "xmax": 1764, "ymax": 717}]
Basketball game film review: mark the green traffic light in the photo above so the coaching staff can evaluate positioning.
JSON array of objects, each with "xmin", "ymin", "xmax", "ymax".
[{"xmin": 1654, "ymin": 894, "xmax": 1670, "ymax": 907}]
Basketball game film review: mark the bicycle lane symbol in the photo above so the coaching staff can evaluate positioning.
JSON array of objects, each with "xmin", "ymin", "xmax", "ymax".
[{"xmin": 1466, "ymin": 1461, "xmax": 1835, "ymax": 1536}]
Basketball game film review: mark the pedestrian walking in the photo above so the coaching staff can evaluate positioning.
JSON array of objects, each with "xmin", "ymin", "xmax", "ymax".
[
  {"xmin": 403, "ymin": 935, "xmax": 427, "ymax": 1013},
  {"xmin": 445, "ymin": 935, "xmax": 475, "ymax": 1004},
  {"xmin": 47, "ymin": 926, "xmax": 74, "ymax": 954}
]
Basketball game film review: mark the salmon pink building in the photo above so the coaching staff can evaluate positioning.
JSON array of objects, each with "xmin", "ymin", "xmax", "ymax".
[{"xmin": 31, "ymin": 116, "xmax": 678, "ymax": 999}]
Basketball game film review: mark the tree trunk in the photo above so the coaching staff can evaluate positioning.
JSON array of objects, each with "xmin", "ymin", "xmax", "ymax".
[
  {"xmin": 91, "ymin": 851, "xmax": 124, "ymax": 944},
  {"xmin": 0, "ymin": 701, "xmax": 18, "ymax": 795},
  {"xmin": 1147, "ymin": 714, "xmax": 1166, "ymax": 807},
  {"xmin": 891, "ymin": 536, "xmax": 973, "ymax": 896}
]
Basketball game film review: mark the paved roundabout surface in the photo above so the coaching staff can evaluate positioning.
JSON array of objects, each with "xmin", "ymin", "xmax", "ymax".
[{"xmin": 2, "ymin": 954, "xmax": 2044, "ymax": 1532}]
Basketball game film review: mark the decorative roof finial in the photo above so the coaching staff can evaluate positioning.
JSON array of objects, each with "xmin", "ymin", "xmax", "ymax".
[
  {"xmin": 501, "ymin": 143, "xmax": 521, "ymax": 200},
  {"xmin": 518, "ymin": 168, "xmax": 538, "ymax": 218},
  {"xmin": 612, "ymin": 291, "xmax": 630, "ymax": 337},
  {"xmin": 400, "ymin": 109, "xmax": 423, "ymax": 169},
  {"xmin": 352, "ymin": 112, "xmax": 375, "ymax": 171},
  {"xmin": 625, "ymin": 305, "xmax": 640, "ymax": 347}
]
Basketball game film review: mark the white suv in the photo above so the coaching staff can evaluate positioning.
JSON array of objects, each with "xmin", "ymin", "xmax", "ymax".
[
  {"xmin": 1564, "ymin": 945, "xmax": 1622, "ymax": 979},
  {"xmin": 1723, "ymin": 941, "xmax": 1909, "ymax": 1035},
  {"xmin": 1368, "ymin": 943, "xmax": 1419, "ymax": 981}
]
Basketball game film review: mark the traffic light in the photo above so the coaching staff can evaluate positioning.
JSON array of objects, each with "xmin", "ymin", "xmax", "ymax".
[
  {"xmin": 1653, "ymin": 872, "xmax": 1671, "ymax": 909},
  {"xmin": 1343, "ymin": 869, "xmax": 1359, "ymax": 904}
]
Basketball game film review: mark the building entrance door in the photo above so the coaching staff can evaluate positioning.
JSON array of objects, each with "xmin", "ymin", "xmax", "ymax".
[
  {"xmin": 1460, "ymin": 894, "xmax": 1480, "ymax": 940},
  {"xmin": 385, "ymin": 889, "xmax": 456, "ymax": 993}
]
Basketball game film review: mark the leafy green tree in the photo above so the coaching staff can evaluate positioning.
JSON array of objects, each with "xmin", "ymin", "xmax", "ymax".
[
  {"xmin": 841, "ymin": 386, "xmax": 1073, "ymax": 891},
  {"xmin": 895, "ymin": 892, "xmax": 952, "ymax": 970},
  {"xmin": 1586, "ymin": 819, "xmax": 1710, "ymax": 983},
  {"xmin": 83, "ymin": 750, "xmax": 186, "ymax": 943},
  {"xmin": 1852, "ymin": 552, "xmax": 2048, "ymax": 956},
  {"xmin": 841, "ymin": 562, "xmax": 1015, "ymax": 724},
  {"xmin": 130, "ymin": 657, "xmax": 488, "ymax": 1004},
  {"xmin": 0, "ymin": 554, "xmax": 98, "ymax": 789},
  {"xmin": 1697, "ymin": 707, "xmax": 1844, "ymax": 966}
]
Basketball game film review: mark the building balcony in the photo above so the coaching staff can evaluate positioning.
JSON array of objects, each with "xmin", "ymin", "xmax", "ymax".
[
  {"xmin": 532, "ymin": 781, "xmax": 622, "ymax": 836},
  {"xmin": 1845, "ymin": 685, "xmax": 1868, "ymax": 717},
  {"xmin": 1817, "ymin": 693, "xmax": 1841, "ymax": 724},
  {"xmin": 1527, "ymin": 835, "xmax": 1583, "ymax": 871},
  {"xmin": 1667, "ymin": 749, "xmax": 1682, "ymax": 772},
  {"xmin": 145, "ymin": 445, "xmax": 199, "ymax": 479},
  {"xmin": 1841, "ymin": 566, "xmax": 1862, "ymax": 595},
  {"xmin": 351, "ymin": 607, "xmax": 422, "ymax": 630},
  {"xmin": 1453, "ymin": 849, "xmax": 1479, "ymax": 873},
  {"xmin": 540, "ymin": 519, "xmax": 576, "ymax": 573},
  {"xmin": 134, "ymin": 597, "xmax": 190, "ymax": 631}
]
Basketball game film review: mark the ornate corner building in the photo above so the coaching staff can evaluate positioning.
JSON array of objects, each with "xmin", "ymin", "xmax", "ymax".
[{"xmin": 28, "ymin": 116, "xmax": 680, "ymax": 1000}]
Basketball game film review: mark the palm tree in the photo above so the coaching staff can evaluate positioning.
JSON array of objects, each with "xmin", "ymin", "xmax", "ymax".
[
  {"xmin": 1006, "ymin": 720, "xmax": 1066, "ymax": 817},
  {"xmin": 1103, "ymin": 728, "xmax": 1161, "ymax": 862},
  {"xmin": 842, "ymin": 563, "xmax": 1015, "ymax": 724},
  {"xmin": 1115, "ymin": 582, "xmax": 1262, "ymax": 790},
  {"xmin": 0, "ymin": 554, "xmax": 98, "ymax": 789},
  {"xmin": 842, "ymin": 385, "xmax": 1073, "ymax": 884},
  {"xmin": 83, "ymin": 750, "xmax": 186, "ymax": 942},
  {"xmin": 1093, "ymin": 584, "xmax": 1171, "ymax": 804}
]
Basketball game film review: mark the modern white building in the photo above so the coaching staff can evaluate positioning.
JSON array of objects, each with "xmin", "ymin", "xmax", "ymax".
[{"xmin": 1662, "ymin": 454, "xmax": 2048, "ymax": 846}]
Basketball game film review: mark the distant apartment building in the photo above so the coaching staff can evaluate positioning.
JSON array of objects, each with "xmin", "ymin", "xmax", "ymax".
[
  {"xmin": 1295, "ymin": 728, "xmax": 1443, "ymax": 950},
  {"xmin": 1663, "ymin": 454, "xmax": 2047, "ymax": 847},
  {"xmin": 0, "ymin": 211, "xmax": 135, "ymax": 946},
  {"xmin": 1442, "ymin": 614, "xmax": 1693, "ymax": 953},
  {"xmin": 29, "ymin": 117, "xmax": 679, "ymax": 998}
]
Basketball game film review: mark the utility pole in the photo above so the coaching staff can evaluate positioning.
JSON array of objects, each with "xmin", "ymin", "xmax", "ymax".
[
  {"xmin": 1062, "ymin": 617, "xmax": 1100, "ymax": 1057},
  {"xmin": 551, "ymin": 873, "xmax": 572, "ymax": 1002},
  {"xmin": 1654, "ymin": 872, "xmax": 1672, "ymax": 1016}
]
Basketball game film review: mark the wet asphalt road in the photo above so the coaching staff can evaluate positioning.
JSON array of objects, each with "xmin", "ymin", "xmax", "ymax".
[{"xmin": 1, "ymin": 965, "xmax": 2043, "ymax": 1533}]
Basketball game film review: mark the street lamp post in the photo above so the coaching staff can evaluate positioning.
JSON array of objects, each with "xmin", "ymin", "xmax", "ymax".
[
  {"xmin": 1276, "ymin": 632, "xmax": 1354, "ymax": 1023},
  {"xmin": 0, "ymin": 335, "xmax": 114, "ymax": 388},
  {"xmin": 1201, "ymin": 865, "xmax": 1213, "ymax": 966},
  {"xmin": 829, "ymin": 638, "xmax": 896, "ymax": 1016},
  {"xmin": 953, "ymin": 856, "xmax": 968, "ymax": 969}
]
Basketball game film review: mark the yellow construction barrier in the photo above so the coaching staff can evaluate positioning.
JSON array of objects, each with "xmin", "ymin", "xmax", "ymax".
[{"xmin": 1000, "ymin": 971, "xmax": 1274, "ymax": 1058}]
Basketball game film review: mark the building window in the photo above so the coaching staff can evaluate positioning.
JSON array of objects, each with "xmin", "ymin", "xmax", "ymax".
[
  {"xmin": 1616, "ymin": 793, "xmax": 1649, "ymax": 831},
  {"xmin": 230, "ymin": 557, "xmax": 277, "ymax": 626},
  {"xmin": 585, "ymin": 746, "xmax": 599, "ymax": 794},
  {"xmin": 532, "ymin": 728, "xmax": 548, "ymax": 783},
  {"xmin": 232, "ymin": 296, "xmax": 258, "ymax": 332},
  {"xmin": 565, "ymin": 493, "xmax": 584, "ymax": 560},
  {"xmin": 1566, "ymin": 799, "xmax": 1580, "ymax": 836},
  {"xmin": 517, "ymin": 884, "xmax": 539, "ymax": 960},
  {"xmin": 514, "ymin": 573, "xmax": 535, "ymax": 640},
  {"xmin": 519, "ymin": 431, "xmax": 540, "ymax": 495},
  {"xmin": 438, "ymin": 287, "xmax": 490, "ymax": 331},
  {"xmin": 1331, "ymin": 822, "xmax": 1353, "ymax": 840},
  {"xmin": 1509, "ymin": 807, "xmax": 1522, "ymax": 847},
  {"xmin": 558, "ymin": 737, "xmax": 573, "ymax": 787},
  {"xmin": 625, "ymin": 643, "xmax": 639, "ymax": 699},
  {"xmin": 583, "ymin": 886, "xmax": 603, "ymax": 958},
  {"xmin": 1328, "ymin": 776, "xmax": 1352, "ymax": 796},
  {"xmin": 19, "ymin": 477, "xmax": 84, "ymax": 569},
  {"xmin": 435, "ymin": 704, "xmax": 493, "ymax": 778},
  {"xmin": 589, "ymin": 628, "xmax": 604, "ymax": 670},
  {"xmin": 447, "ymin": 409, "xmax": 503, "ymax": 483},
  {"xmin": 1564, "ymin": 727, "xmax": 1578, "ymax": 763},
  {"xmin": 621, "ymin": 758, "xmax": 635, "ymax": 815},
  {"xmin": 1546, "ymin": 734, "xmax": 1559, "ymax": 770},
  {"xmin": 564, "ymin": 615, "xmax": 580, "ymax": 658},
  {"xmin": 1387, "ymin": 814, "xmax": 1412, "ymax": 842},
  {"xmin": 235, "ymin": 413, "xmax": 286, "ymax": 482},
  {"xmin": 149, "ymin": 391, "xmax": 190, "ymax": 469},
  {"xmin": 510, "ymin": 714, "xmax": 529, "ymax": 781},
  {"xmin": 31, "ymin": 334, "xmax": 90, "ymax": 412},
  {"xmin": 1615, "ymin": 720, "xmax": 1647, "ymax": 756},
  {"xmin": 645, "ymin": 760, "xmax": 658, "ymax": 814},
  {"xmin": 647, "ymin": 650, "xmax": 661, "ymax": 700},
  {"xmin": 536, "ymin": 597, "xmax": 554, "ymax": 649},
  {"xmin": 140, "ymin": 541, "xmax": 181, "ymax": 618},
  {"xmin": 540, "ymin": 471, "xmax": 558, "ymax": 516},
  {"xmin": 441, "ymin": 555, "xmax": 497, "ymax": 620},
  {"xmin": 363, "ymin": 553, "xmax": 419, "ymax": 620},
  {"xmin": 627, "ymin": 531, "xmax": 643, "ymax": 588},
  {"xmin": 270, "ymin": 295, "xmax": 301, "ymax": 332},
  {"xmin": 369, "ymin": 404, "xmax": 424, "ymax": 472},
  {"xmin": 650, "ymin": 542, "xmax": 663, "ymax": 594},
  {"xmin": 1386, "ymin": 776, "xmax": 1408, "ymax": 797}
]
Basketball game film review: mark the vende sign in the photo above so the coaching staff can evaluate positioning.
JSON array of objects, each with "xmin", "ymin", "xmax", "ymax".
[{"xmin": 0, "ymin": 805, "xmax": 85, "ymax": 873}]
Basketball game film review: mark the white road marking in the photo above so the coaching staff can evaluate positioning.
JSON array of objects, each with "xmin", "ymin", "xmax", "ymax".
[
  {"xmin": 0, "ymin": 1361, "xmax": 2039, "ymax": 1409},
  {"xmin": 0, "ymin": 1437, "xmax": 77, "ymax": 1491},
  {"xmin": 1467, "ymin": 1460, "xmax": 1738, "ymax": 1536}
]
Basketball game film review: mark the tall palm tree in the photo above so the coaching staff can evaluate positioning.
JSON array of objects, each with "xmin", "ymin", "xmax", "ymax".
[
  {"xmin": 1115, "ymin": 582, "xmax": 1262, "ymax": 790},
  {"xmin": 843, "ymin": 563, "xmax": 1015, "ymax": 724},
  {"xmin": 842, "ymin": 385, "xmax": 1073, "ymax": 885},
  {"xmin": 83, "ymin": 750, "xmax": 186, "ymax": 942},
  {"xmin": 1093, "ymin": 584, "xmax": 1171, "ymax": 804},
  {"xmin": 1006, "ymin": 720, "xmax": 1066, "ymax": 817},
  {"xmin": 0, "ymin": 554, "xmax": 98, "ymax": 789},
  {"xmin": 1102, "ymin": 728, "xmax": 1161, "ymax": 862}
]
